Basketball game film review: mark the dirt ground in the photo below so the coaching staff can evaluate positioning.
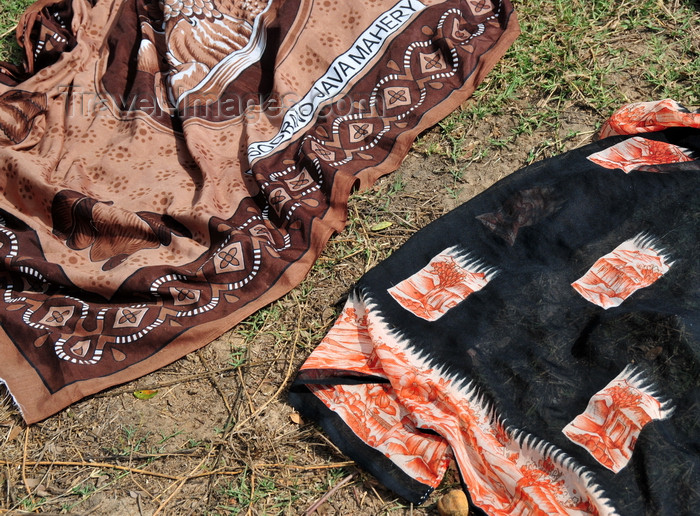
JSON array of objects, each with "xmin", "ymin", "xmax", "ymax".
[{"xmin": 0, "ymin": 1, "xmax": 698, "ymax": 515}]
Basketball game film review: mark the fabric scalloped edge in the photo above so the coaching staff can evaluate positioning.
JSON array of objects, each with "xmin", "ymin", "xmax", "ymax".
[{"xmin": 294, "ymin": 290, "xmax": 620, "ymax": 513}]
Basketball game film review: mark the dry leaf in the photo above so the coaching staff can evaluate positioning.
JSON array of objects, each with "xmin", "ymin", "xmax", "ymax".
[
  {"xmin": 25, "ymin": 478, "xmax": 41, "ymax": 489},
  {"xmin": 370, "ymin": 221, "xmax": 392, "ymax": 231},
  {"xmin": 133, "ymin": 389, "xmax": 158, "ymax": 400},
  {"xmin": 289, "ymin": 412, "xmax": 302, "ymax": 425}
]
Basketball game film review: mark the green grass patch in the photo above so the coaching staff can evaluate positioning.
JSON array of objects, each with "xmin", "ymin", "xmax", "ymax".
[
  {"xmin": 423, "ymin": 0, "xmax": 700, "ymax": 164},
  {"xmin": 0, "ymin": 0, "xmax": 34, "ymax": 63}
]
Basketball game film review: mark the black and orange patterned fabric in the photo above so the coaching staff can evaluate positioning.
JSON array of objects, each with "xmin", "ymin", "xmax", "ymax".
[
  {"xmin": 290, "ymin": 100, "xmax": 700, "ymax": 513},
  {"xmin": 0, "ymin": 0, "xmax": 518, "ymax": 422}
]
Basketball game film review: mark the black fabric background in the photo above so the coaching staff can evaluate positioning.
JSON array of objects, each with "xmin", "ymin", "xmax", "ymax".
[{"xmin": 292, "ymin": 128, "xmax": 700, "ymax": 514}]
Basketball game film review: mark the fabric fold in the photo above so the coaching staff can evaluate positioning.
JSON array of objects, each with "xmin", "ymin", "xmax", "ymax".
[
  {"xmin": 0, "ymin": 0, "xmax": 518, "ymax": 423},
  {"xmin": 291, "ymin": 101, "xmax": 700, "ymax": 513}
]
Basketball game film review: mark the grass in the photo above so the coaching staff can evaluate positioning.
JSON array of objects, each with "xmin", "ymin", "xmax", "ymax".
[
  {"xmin": 0, "ymin": 0, "xmax": 34, "ymax": 62},
  {"xmin": 416, "ymin": 0, "xmax": 700, "ymax": 171},
  {"xmin": 0, "ymin": 0, "xmax": 697, "ymax": 514}
]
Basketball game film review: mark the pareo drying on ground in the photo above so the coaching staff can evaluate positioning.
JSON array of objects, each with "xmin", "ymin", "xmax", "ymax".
[{"xmin": 0, "ymin": 0, "xmax": 517, "ymax": 422}]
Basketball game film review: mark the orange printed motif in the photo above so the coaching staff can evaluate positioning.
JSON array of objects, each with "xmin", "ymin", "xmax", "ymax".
[
  {"xmin": 300, "ymin": 305, "xmax": 386, "ymax": 379},
  {"xmin": 599, "ymin": 99, "xmax": 700, "ymax": 138},
  {"xmin": 563, "ymin": 365, "xmax": 673, "ymax": 473},
  {"xmin": 302, "ymin": 303, "xmax": 451, "ymax": 490},
  {"xmin": 388, "ymin": 247, "xmax": 497, "ymax": 321},
  {"xmin": 587, "ymin": 136, "xmax": 693, "ymax": 174},
  {"xmin": 571, "ymin": 234, "xmax": 672, "ymax": 309},
  {"xmin": 309, "ymin": 382, "xmax": 453, "ymax": 488},
  {"xmin": 303, "ymin": 294, "xmax": 617, "ymax": 514}
]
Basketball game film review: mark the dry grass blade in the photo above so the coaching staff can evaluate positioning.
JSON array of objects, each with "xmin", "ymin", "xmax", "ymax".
[
  {"xmin": 0, "ymin": 459, "xmax": 243, "ymax": 481},
  {"xmin": 304, "ymin": 473, "xmax": 355, "ymax": 515},
  {"xmin": 152, "ymin": 453, "xmax": 213, "ymax": 515},
  {"xmin": 0, "ymin": 24, "xmax": 17, "ymax": 40}
]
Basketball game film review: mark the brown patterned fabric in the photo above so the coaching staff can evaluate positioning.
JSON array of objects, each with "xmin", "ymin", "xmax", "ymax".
[{"xmin": 0, "ymin": 0, "xmax": 518, "ymax": 423}]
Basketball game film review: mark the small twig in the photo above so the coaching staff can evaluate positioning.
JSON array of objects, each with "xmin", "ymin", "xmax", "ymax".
[
  {"xmin": 6, "ymin": 459, "xmax": 179, "ymax": 480},
  {"xmin": 386, "ymin": 210, "xmax": 419, "ymax": 231},
  {"xmin": 0, "ymin": 25, "xmax": 17, "ymax": 40},
  {"xmin": 94, "ymin": 360, "xmax": 283, "ymax": 398},
  {"xmin": 152, "ymin": 452, "xmax": 211, "ymax": 516},
  {"xmin": 3, "ymin": 462, "xmax": 11, "ymax": 508},
  {"xmin": 232, "ymin": 315, "xmax": 299, "ymax": 432},
  {"xmin": 254, "ymin": 461, "xmax": 355, "ymax": 471},
  {"xmin": 304, "ymin": 473, "xmax": 355, "ymax": 515},
  {"xmin": 369, "ymin": 483, "xmax": 386, "ymax": 506},
  {"xmin": 129, "ymin": 474, "xmax": 155, "ymax": 501},
  {"xmin": 21, "ymin": 426, "xmax": 31, "ymax": 499},
  {"xmin": 0, "ymin": 459, "xmax": 242, "ymax": 481},
  {"xmin": 246, "ymin": 469, "xmax": 256, "ymax": 516},
  {"xmin": 88, "ymin": 448, "xmax": 202, "ymax": 461},
  {"xmin": 180, "ymin": 468, "xmax": 243, "ymax": 480},
  {"xmin": 198, "ymin": 353, "xmax": 232, "ymax": 413},
  {"xmin": 236, "ymin": 366, "xmax": 256, "ymax": 416},
  {"xmin": 338, "ymin": 248, "xmax": 364, "ymax": 261}
]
